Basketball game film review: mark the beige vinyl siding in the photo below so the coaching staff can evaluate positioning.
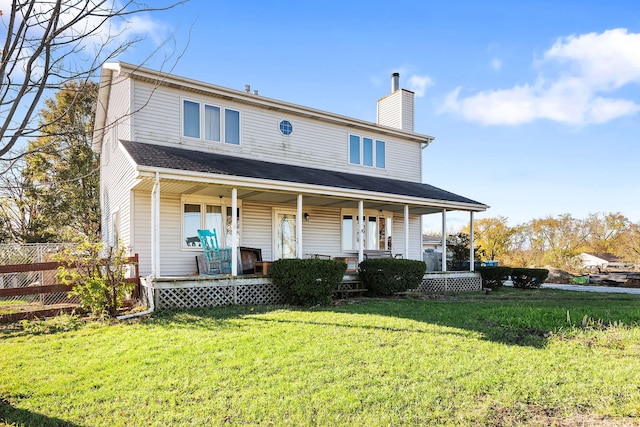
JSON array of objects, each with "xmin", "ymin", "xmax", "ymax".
[
  {"xmin": 240, "ymin": 202, "xmax": 273, "ymax": 261},
  {"xmin": 377, "ymin": 90, "xmax": 414, "ymax": 133},
  {"xmin": 401, "ymin": 90, "xmax": 415, "ymax": 132},
  {"xmin": 106, "ymin": 73, "xmax": 132, "ymax": 142},
  {"xmin": 377, "ymin": 92, "xmax": 402, "ymax": 130},
  {"xmin": 132, "ymin": 191, "xmax": 152, "ymax": 275},
  {"xmin": 130, "ymin": 81, "xmax": 422, "ymax": 182},
  {"xmin": 300, "ymin": 206, "xmax": 342, "ymax": 257},
  {"xmin": 392, "ymin": 213, "xmax": 422, "ymax": 260},
  {"xmin": 100, "ymin": 122, "xmax": 136, "ymax": 249}
]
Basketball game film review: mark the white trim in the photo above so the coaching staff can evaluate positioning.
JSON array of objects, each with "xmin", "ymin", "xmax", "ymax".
[
  {"xmin": 404, "ymin": 205, "xmax": 409, "ymax": 258},
  {"xmin": 441, "ymin": 209, "xmax": 447, "ymax": 272},
  {"xmin": 469, "ymin": 211, "xmax": 475, "ymax": 272},
  {"xmin": 231, "ymin": 188, "xmax": 238, "ymax": 276},
  {"xmin": 297, "ymin": 195, "xmax": 303, "ymax": 259},
  {"xmin": 135, "ymin": 168, "xmax": 489, "ymax": 212},
  {"xmin": 358, "ymin": 201, "xmax": 364, "ymax": 263}
]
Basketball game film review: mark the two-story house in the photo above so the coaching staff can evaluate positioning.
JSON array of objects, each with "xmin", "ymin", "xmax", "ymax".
[{"xmin": 93, "ymin": 63, "xmax": 487, "ymax": 285}]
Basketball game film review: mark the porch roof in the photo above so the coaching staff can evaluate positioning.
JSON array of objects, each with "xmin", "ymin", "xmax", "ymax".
[{"xmin": 121, "ymin": 141, "xmax": 488, "ymax": 213}]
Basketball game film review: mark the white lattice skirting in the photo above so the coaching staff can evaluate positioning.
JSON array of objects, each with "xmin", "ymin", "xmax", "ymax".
[
  {"xmin": 415, "ymin": 272, "xmax": 482, "ymax": 293},
  {"xmin": 153, "ymin": 277, "xmax": 285, "ymax": 310}
]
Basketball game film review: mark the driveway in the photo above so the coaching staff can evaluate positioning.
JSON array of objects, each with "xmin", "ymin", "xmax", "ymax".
[
  {"xmin": 541, "ymin": 283, "xmax": 640, "ymax": 294},
  {"xmin": 505, "ymin": 281, "xmax": 640, "ymax": 295}
]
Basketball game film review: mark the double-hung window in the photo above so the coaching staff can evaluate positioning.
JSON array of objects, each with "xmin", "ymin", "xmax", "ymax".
[
  {"xmin": 182, "ymin": 198, "xmax": 242, "ymax": 249},
  {"xmin": 348, "ymin": 134, "xmax": 385, "ymax": 168},
  {"xmin": 183, "ymin": 99, "xmax": 240, "ymax": 145},
  {"xmin": 341, "ymin": 209, "xmax": 393, "ymax": 252}
]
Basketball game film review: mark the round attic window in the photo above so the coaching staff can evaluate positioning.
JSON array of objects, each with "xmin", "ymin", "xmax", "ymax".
[{"xmin": 279, "ymin": 120, "xmax": 293, "ymax": 135}]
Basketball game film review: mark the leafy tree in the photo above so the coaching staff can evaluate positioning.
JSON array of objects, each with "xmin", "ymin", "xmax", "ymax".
[
  {"xmin": 584, "ymin": 212, "xmax": 630, "ymax": 254},
  {"xmin": 0, "ymin": 0, "xmax": 185, "ymax": 160},
  {"xmin": 524, "ymin": 214, "xmax": 588, "ymax": 270},
  {"xmin": 618, "ymin": 221, "xmax": 640, "ymax": 266},
  {"xmin": 20, "ymin": 80, "xmax": 100, "ymax": 242},
  {"xmin": 462, "ymin": 216, "xmax": 515, "ymax": 262}
]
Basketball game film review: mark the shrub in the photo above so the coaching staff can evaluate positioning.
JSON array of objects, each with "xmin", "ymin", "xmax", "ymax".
[
  {"xmin": 359, "ymin": 258, "xmax": 426, "ymax": 296},
  {"xmin": 477, "ymin": 266, "xmax": 513, "ymax": 289},
  {"xmin": 55, "ymin": 241, "xmax": 134, "ymax": 317},
  {"xmin": 270, "ymin": 258, "xmax": 347, "ymax": 306},
  {"xmin": 511, "ymin": 268, "xmax": 549, "ymax": 289}
]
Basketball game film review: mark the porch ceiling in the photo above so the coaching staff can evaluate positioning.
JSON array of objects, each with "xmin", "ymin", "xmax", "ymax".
[
  {"xmin": 123, "ymin": 140, "xmax": 488, "ymax": 215},
  {"xmin": 132, "ymin": 177, "xmax": 445, "ymax": 214}
]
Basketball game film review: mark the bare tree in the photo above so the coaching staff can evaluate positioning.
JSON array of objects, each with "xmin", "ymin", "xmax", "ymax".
[{"xmin": 0, "ymin": 0, "xmax": 186, "ymax": 160}]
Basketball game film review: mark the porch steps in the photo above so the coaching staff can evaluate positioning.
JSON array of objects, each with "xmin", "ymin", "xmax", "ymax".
[{"xmin": 335, "ymin": 279, "xmax": 367, "ymax": 298}]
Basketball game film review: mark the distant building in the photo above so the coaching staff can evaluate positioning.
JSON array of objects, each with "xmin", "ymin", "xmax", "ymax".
[{"xmin": 579, "ymin": 253, "xmax": 628, "ymax": 271}]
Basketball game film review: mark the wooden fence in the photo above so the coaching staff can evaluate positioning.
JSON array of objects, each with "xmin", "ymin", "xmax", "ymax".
[{"xmin": 0, "ymin": 254, "xmax": 139, "ymax": 322}]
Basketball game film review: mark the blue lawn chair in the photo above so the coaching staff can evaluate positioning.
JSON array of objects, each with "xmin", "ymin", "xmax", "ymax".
[{"xmin": 197, "ymin": 229, "xmax": 232, "ymax": 275}]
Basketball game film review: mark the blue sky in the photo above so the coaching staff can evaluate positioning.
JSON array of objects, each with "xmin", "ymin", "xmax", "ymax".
[{"xmin": 117, "ymin": 0, "xmax": 640, "ymax": 232}]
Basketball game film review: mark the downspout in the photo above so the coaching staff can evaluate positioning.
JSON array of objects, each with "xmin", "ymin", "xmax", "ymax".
[{"xmin": 117, "ymin": 276, "xmax": 155, "ymax": 320}]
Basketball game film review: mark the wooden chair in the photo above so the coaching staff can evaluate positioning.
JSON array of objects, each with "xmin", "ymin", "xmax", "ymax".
[{"xmin": 197, "ymin": 229, "xmax": 231, "ymax": 275}]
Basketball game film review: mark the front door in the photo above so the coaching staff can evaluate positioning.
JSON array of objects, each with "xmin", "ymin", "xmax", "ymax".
[{"xmin": 274, "ymin": 210, "xmax": 297, "ymax": 259}]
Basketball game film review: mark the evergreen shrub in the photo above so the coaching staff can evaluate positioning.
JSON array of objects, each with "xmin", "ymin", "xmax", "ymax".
[
  {"xmin": 477, "ymin": 266, "xmax": 513, "ymax": 289},
  {"xmin": 359, "ymin": 258, "xmax": 426, "ymax": 296},
  {"xmin": 270, "ymin": 258, "xmax": 347, "ymax": 306},
  {"xmin": 511, "ymin": 268, "xmax": 549, "ymax": 289}
]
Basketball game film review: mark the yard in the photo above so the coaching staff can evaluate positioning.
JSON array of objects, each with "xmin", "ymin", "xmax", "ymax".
[{"xmin": 1, "ymin": 288, "xmax": 640, "ymax": 426}]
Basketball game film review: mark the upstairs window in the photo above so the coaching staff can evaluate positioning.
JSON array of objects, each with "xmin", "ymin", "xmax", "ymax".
[
  {"xmin": 183, "ymin": 99, "xmax": 240, "ymax": 145},
  {"xmin": 349, "ymin": 134, "xmax": 385, "ymax": 168},
  {"xmin": 183, "ymin": 100, "xmax": 200, "ymax": 138}
]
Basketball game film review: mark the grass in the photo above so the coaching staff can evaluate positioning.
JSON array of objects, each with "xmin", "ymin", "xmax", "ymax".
[{"xmin": 1, "ymin": 287, "xmax": 640, "ymax": 426}]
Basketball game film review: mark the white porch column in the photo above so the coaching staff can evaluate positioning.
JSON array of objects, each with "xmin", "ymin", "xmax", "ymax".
[
  {"xmin": 358, "ymin": 200, "xmax": 364, "ymax": 263},
  {"xmin": 469, "ymin": 211, "xmax": 475, "ymax": 272},
  {"xmin": 231, "ymin": 188, "xmax": 238, "ymax": 276},
  {"xmin": 404, "ymin": 205, "xmax": 409, "ymax": 259},
  {"xmin": 297, "ymin": 194, "xmax": 303, "ymax": 258},
  {"xmin": 441, "ymin": 209, "xmax": 447, "ymax": 272},
  {"xmin": 151, "ymin": 172, "xmax": 161, "ymax": 278}
]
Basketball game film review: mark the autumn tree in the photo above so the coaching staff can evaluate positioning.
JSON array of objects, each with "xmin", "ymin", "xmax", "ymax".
[
  {"xmin": 0, "ymin": 0, "xmax": 185, "ymax": 160},
  {"xmin": 583, "ymin": 212, "xmax": 630, "ymax": 255},
  {"xmin": 19, "ymin": 80, "xmax": 100, "ymax": 242},
  {"xmin": 522, "ymin": 214, "xmax": 590, "ymax": 271},
  {"xmin": 462, "ymin": 216, "xmax": 515, "ymax": 262}
]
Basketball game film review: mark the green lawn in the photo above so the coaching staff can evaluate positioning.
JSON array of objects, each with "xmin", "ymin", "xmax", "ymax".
[{"xmin": 1, "ymin": 288, "xmax": 640, "ymax": 426}]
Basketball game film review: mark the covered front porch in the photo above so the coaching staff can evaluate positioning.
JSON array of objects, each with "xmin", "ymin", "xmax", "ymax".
[{"xmin": 116, "ymin": 141, "xmax": 488, "ymax": 295}]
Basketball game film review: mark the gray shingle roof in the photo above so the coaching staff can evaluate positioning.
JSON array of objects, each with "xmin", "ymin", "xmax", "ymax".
[{"xmin": 121, "ymin": 141, "xmax": 485, "ymax": 207}]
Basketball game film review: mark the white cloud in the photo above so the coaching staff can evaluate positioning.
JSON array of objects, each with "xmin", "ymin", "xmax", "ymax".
[
  {"xmin": 439, "ymin": 28, "xmax": 640, "ymax": 125},
  {"xmin": 407, "ymin": 74, "xmax": 434, "ymax": 97},
  {"xmin": 490, "ymin": 58, "xmax": 502, "ymax": 71}
]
